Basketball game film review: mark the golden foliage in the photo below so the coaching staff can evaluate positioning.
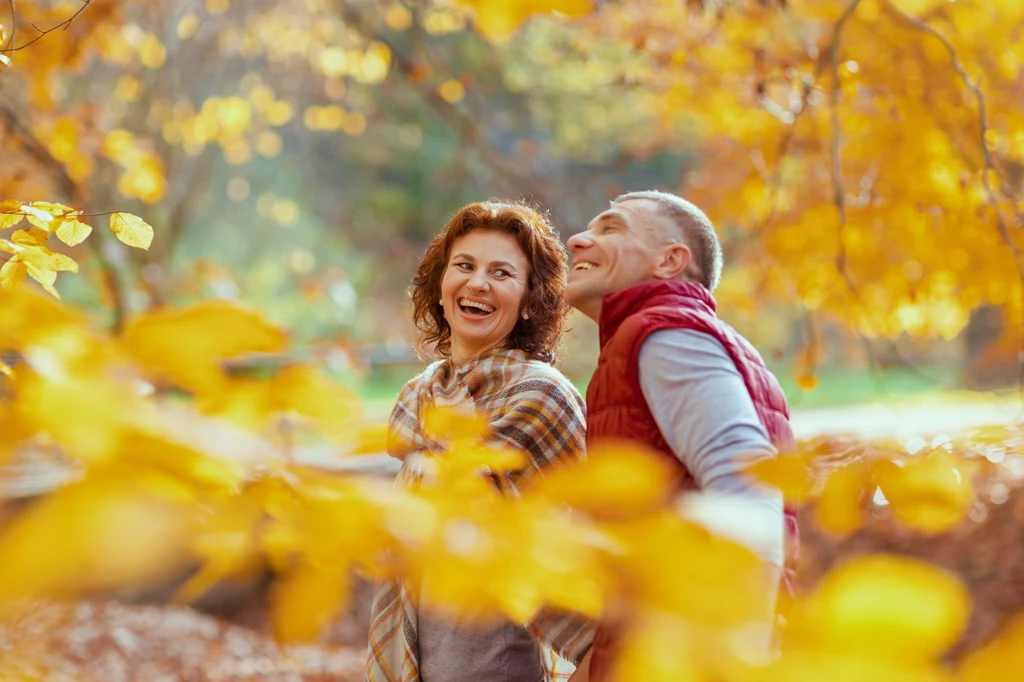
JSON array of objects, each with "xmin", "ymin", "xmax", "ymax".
[
  {"xmin": 457, "ymin": 0, "xmax": 595, "ymax": 40},
  {"xmin": 2, "ymin": 287, "xmax": 1023, "ymax": 678},
  {"xmin": 747, "ymin": 433, "xmax": 981, "ymax": 536},
  {"xmin": 469, "ymin": 0, "xmax": 1024, "ymax": 341},
  {"xmin": 0, "ymin": 200, "xmax": 152, "ymax": 297}
]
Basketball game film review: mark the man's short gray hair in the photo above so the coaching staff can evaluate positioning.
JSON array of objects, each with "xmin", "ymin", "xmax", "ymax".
[{"xmin": 612, "ymin": 190, "xmax": 724, "ymax": 291}]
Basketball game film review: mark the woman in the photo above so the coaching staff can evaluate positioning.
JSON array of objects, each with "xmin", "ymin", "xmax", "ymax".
[{"xmin": 366, "ymin": 201, "xmax": 592, "ymax": 682}]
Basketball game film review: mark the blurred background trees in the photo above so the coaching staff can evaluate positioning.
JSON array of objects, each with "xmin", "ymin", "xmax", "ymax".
[{"xmin": 3, "ymin": 0, "xmax": 1023, "ymax": 404}]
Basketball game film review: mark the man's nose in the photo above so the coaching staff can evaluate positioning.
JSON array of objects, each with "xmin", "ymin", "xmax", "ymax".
[{"xmin": 567, "ymin": 231, "xmax": 593, "ymax": 251}]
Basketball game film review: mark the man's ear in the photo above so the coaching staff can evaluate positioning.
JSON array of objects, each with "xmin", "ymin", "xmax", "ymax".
[{"xmin": 653, "ymin": 243, "xmax": 692, "ymax": 280}]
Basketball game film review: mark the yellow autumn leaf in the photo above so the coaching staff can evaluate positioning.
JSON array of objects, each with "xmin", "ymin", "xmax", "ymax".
[
  {"xmin": 122, "ymin": 299, "xmax": 289, "ymax": 396},
  {"xmin": 0, "ymin": 286, "xmax": 86, "ymax": 348},
  {"xmin": 614, "ymin": 511, "xmax": 766, "ymax": 629},
  {"xmin": 435, "ymin": 441, "xmax": 529, "ymax": 480},
  {"xmin": 0, "ymin": 473, "xmax": 190, "ymax": 603},
  {"xmin": 744, "ymin": 450, "xmax": 814, "ymax": 504},
  {"xmin": 49, "ymin": 252, "xmax": 77, "ymax": 272},
  {"xmin": 10, "ymin": 227, "xmax": 48, "ymax": 246},
  {"xmin": 959, "ymin": 614, "xmax": 1024, "ymax": 682},
  {"xmin": 789, "ymin": 554, "xmax": 970, "ymax": 662},
  {"xmin": 25, "ymin": 262, "xmax": 60, "ymax": 298},
  {"xmin": 459, "ymin": 0, "xmax": 594, "ymax": 40},
  {"xmin": 796, "ymin": 372, "xmax": 820, "ymax": 391},
  {"xmin": 422, "ymin": 403, "xmax": 491, "ymax": 443},
  {"xmin": 269, "ymin": 365, "xmax": 362, "ymax": 424},
  {"xmin": 24, "ymin": 201, "xmax": 73, "ymax": 230},
  {"xmin": 54, "ymin": 216, "xmax": 93, "ymax": 246},
  {"xmin": 875, "ymin": 451, "xmax": 975, "ymax": 534},
  {"xmin": 0, "ymin": 258, "xmax": 26, "ymax": 289},
  {"xmin": 0, "ymin": 199, "xmax": 24, "ymax": 230},
  {"xmin": 109, "ymin": 211, "xmax": 154, "ymax": 249},
  {"xmin": 530, "ymin": 440, "xmax": 677, "ymax": 518},
  {"xmin": 745, "ymin": 651, "xmax": 952, "ymax": 682},
  {"xmin": 6, "ymin": 242, "xmax": 76, "ymax": 274},
  {"xmin": 199, "ymin": 378, "xmax": 274, "ymax": 432},
  {"xmin": 175, "ymin": 492, "xmax": 266, "ymax": 603},
  {"xmin": 22, "ymin": 206, "xmax": 55, "ymax": 230},
  {"xmin": 345, "ymin": 421, "xmax": 391, "ymax": 455},
  {"xmin": 270, "ymin": 562, "xmax": 351, "ymax": 644},
  {"xmin": 13, "ymin": 330, "xmax": 142, "ymax": 461},
  {"xmin": 815, "ymin": 461, "xmax": 873, "ymax": 535}
]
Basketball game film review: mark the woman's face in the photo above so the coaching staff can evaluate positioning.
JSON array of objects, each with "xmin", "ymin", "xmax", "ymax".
[{"xmin": 440, "ymin": 229, "xmax": 530, "ymax": 364}]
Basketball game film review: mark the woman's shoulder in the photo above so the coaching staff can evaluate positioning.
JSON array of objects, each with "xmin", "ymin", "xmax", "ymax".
[
  {"xmin": 505, "ymin": 354, "xmax": 583, "ymax": 402},
  {"xmin": 403, "ymin": 359, "xmax": 446, "ymax": 387},
  {"xmin": 391, "ymin": 359, "xmax": 446, "ymax": 404}
]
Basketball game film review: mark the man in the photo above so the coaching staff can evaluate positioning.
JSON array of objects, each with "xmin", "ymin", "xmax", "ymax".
[{"xmin": 563, "ymin": 190, "xmax": 797, "ymax": 682}]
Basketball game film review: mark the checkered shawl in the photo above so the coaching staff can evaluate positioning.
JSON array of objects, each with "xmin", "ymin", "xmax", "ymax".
[{"xmin": 366, "ymin": 348, "xmax": 594, "ymax": 682}]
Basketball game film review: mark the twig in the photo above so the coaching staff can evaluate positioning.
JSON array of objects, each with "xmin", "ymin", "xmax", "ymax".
[
  {"xmin": 827, "ymin": 0, "xmax": 862, "ymax": 268},
  {"xmin": 0, "ymin": 103, "xmax": 128, "ymax": 332},
  {"xmin": 0, "ymin": 209, "xmax": 120, "ymax": 219},
  {"xmin": 0, "ymin": 0, "xmax": 91, "ymax": 53},
  {"xmin": 886, "ymin": 0, "xmax": 1024, "ymax": 401}
]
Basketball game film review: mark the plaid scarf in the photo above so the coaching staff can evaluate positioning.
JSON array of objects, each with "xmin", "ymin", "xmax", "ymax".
[{"xmin": 366, "ymin": 348, "xmax": 594, "ymax": 682}]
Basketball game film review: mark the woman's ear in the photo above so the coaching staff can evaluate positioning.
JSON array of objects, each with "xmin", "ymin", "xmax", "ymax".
[{"xmin": 654, "ymin": 243, "xmax": 692, "ymax": 280}]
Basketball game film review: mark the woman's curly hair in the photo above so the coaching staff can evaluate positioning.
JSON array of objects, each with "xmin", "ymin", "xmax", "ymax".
[{"xmin": 410, "ymin": 200, "xmax": 572, "ymax": 364}]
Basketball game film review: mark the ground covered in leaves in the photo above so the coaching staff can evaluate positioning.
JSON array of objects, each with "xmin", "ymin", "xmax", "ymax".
[{"xmin": 0, "ymin": 601, "xmax": 365, "ymax": 682}]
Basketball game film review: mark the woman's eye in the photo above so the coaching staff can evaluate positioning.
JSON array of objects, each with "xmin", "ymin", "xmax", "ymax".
[
  {"xmin": 455, "ymin": 262, "xmax": 472, "ymax": 271},
  {"xmin": 494, "ymin": 269, "xmax": 510, "ymax": 278}
]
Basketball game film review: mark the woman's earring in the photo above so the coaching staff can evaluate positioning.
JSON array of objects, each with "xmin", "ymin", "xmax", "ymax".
[{"xmin": 521, "ymin": 311, "xmax": 529, "ymax": 320}]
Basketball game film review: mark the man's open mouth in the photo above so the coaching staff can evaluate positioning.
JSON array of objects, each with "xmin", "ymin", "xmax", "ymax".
[{"xmin": 458, "ymin": 298, "xmax": 495, "ymax": 317}]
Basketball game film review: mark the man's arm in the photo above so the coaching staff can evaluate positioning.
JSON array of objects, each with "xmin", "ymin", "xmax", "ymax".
[
  {"xmin": 637, "ymin": 328, "xmax": 785, "ymax": 567},
  {"xmin": 638, "ymin": 329, "xmax": 785, "ymax": 657}
]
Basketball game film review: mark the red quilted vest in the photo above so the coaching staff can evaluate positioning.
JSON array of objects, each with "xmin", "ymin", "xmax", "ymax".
[{"xmin": 585, "ymin": 280, "xmax": 798, "ymax": 682}]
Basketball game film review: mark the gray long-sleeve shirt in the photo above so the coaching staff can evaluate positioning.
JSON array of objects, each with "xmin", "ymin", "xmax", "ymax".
[{"xmin": 638, "ymin": 328, "xmax": 784, "ymax": 567}]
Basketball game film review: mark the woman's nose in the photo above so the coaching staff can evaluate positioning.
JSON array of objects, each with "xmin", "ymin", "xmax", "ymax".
[{"xmin": 467, "ymin": 270, "xmax": 489, "ymax": 290}]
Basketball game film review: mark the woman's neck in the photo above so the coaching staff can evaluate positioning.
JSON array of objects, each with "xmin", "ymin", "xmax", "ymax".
[{"xmin": 449, "ymin": 339, "xmax": 505, "ymax": 367}]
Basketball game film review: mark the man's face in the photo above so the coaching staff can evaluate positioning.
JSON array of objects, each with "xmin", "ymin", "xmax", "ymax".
[{"xmin": 564, "ymin": 199, "xmax": 672, "ymax": 321}]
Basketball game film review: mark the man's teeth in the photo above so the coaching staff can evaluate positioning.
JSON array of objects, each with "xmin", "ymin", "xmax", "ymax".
[
  {"xmin": 459, "ymin": 299, "xmax": 495, "ymax": 313},
  {"xmin": 574, "ymin": 262, "xmax": 597, "ymax": 271}
]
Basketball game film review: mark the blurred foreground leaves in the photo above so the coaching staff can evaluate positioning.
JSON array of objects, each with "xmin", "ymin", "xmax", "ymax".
[{"xmin": 1, "ymin": 287, "xmax": 1024, "ymax": 680}]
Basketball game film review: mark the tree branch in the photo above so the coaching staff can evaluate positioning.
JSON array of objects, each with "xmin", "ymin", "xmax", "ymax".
[
  {"xmin": 0, "ymin": 0, "xmax": 91, "ymax": 54},
  {"xmin": 827, "ymin": 0, "xmax": 862, "ymax": 267}
]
